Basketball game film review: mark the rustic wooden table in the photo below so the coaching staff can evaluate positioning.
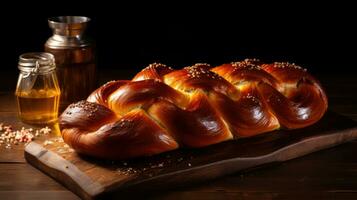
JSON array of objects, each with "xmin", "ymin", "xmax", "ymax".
[{"xmin": 1, "ymin": 70, "xmax": 357, "ymax": 200}]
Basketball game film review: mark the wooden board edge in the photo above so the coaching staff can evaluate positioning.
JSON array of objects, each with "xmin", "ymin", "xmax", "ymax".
[
  {"xmin": 24, "ymin": 142, "xmax": 104, "ymax": 200},
  {"xmin": 111, "ymin": 127, "xmax": 357, "ymax": 194},
  {"xmin": 25, "ymin": 127, "xmax": 357, "ymax": 199}
]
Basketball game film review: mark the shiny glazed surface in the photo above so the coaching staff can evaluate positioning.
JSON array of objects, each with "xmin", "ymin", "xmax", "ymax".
[{"xmin": 59, "ymin": 59, "xmax": 328, "ymax": 159}]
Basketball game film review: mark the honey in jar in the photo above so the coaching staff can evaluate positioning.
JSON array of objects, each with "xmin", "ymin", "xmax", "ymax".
[
  {"xmin": 15, "ymin": 52, "xmax": 61, "ymax": 124},
  {"xmin": 45, "ymin": 16, "xmax": 96, "ymax": 111}
]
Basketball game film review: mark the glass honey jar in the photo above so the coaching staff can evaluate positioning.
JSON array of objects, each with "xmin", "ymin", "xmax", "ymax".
[
  {"xmin": 45, "ymin": 16, "xmax": 96, "ymax": 111},
  {"xmin": 15, "ymin": 52, "xmax": 61, "ymax": 124}
]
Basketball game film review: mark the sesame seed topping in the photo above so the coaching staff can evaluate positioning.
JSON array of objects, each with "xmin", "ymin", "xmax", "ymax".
[
  {"xmin": 141, "ymin": 63, "xmax": 173, "ymax": 72},
  {"xmin": 244, "ymin": 94, "xmax": 260, "ymax": 104},
  {"xmin": 231, "ymin": 59, "xmax": 261, "ymax": 71},
  {"xmin": 242, "ymin": 58, "xmax": 261, "ymax": 64},
  {"xmin": 115, "ymin": 118, "xmax": 134, "ymax": 128},
  {"xmin": 191, "ymin": 63, "xmax": 211, "ymax": 67},
  {"xmin": 185, "ymin": 64, "xmax": 223, "ymax": 80},
  {"xmin": 68, "ymin": 101, "xmax": 99, "ymax": 113},
  {"xmin": 273, "ymin": 62, "xmax": 307, "ymax": 71}
]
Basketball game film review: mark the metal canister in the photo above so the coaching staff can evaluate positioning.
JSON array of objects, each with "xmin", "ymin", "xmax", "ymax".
[{"xmin": 45, "ymin": 16, "xmax": 96, "ymax": 111}]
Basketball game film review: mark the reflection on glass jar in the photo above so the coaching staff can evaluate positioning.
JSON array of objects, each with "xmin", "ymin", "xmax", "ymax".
[
  {"xmin": 45, "ymin": 16, "xmax": 97, "ymax": 111},
  {"xmin": 15, "ymin": 52, "xmax": 61, "ymax": 124}
]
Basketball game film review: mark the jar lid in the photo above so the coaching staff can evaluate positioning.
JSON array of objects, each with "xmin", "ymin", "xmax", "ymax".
[
  {"xmin": 48, "ymin": 16, "xmax": 90, "ymax": 36},
  {"xmin": 18, "ymin": 52, "xmax": 56, "ymax": 74}
]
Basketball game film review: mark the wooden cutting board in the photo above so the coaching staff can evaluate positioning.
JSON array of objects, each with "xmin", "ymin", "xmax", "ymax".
[{"xmin": 24, "ymin": 111, "xmax": 357, "ymax": 200}]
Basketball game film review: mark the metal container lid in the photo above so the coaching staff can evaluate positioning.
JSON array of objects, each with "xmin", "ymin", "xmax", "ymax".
[
  {"xmin": 18, "ymin": 52, "xmax": 56, "ymax": 74},
  {"xmin": 46, "ymin": 16, "xmax": 92, "ymax": 48},
  {"xmin": 48, "ymin": 16, "xmax": 90, "ymax": 36}
]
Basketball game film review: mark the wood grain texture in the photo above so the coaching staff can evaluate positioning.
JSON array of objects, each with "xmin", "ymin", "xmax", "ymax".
[
  {"xmin": 24, "ymin": 112, "xmax": 357, "ymax": 200},
  {"xmin": 0, "ymin": 163, "xmax": 68, "ymax": 191}
]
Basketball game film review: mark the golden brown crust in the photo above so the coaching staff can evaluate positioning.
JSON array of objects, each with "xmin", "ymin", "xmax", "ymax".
[
  {"xmin": 60, "ymin": 106, "xmax": 178, "ymax": 159},
  {"xmin": 59, "ymin": 101, "xmax": 117, "ymax": 131},
  {"xmin": 132, "ymin": 63, "xmax": 174, "ymax": 81},
  {"xmin": 87, "ymin": 80, "xmax": 129, "ymax": 106},
  {"xmin": 148, "ymin": 91, "xmax": 233, "ymax": 147},
  {"xmin": 59, "ymin": 60, "xmax": 328, "ymax": 159},
  {"xmin": 108, "ymin": 79, "xmax": 188, "ymax": 116}
]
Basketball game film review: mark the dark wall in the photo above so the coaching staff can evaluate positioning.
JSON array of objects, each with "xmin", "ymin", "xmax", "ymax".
[{"xmin": 2, "ymin": 2, "xmax": 356, "ymax": 74}]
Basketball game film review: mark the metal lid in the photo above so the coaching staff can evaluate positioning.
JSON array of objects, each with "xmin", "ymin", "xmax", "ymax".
[
  {"xmin": 48, "ymin": 16, "xmax": 90, "ymax": 36},
  {"xmin": 18, "ymin": 52, "xmax": 56, "ymax": 74},
  {"xmin": 46, "ymin": 16, "xmax": 92, "ymax": 48}
]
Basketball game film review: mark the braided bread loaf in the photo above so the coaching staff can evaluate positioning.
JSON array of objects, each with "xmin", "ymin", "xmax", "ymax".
[{"xmin": 59, "ymin": 59, "xmax": 328, "ymax": 159}]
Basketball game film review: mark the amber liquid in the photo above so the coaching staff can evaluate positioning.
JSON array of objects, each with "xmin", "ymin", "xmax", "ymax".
[
  {"xmin": 16, "ymin": 89, "xmax": 60, "ymax": 124},
  {"xmin": 45, "ymin": 46, "xmax": 97, "ymax": 111},
  {"xmin": 56, "ymin": 62, "xmax": 96, "ymax": 111}
]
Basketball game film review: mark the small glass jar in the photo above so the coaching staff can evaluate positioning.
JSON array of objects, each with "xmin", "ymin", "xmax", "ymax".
[{"xmin": 15, "ymin": 52, "xmax": 61, "ymax": 124}]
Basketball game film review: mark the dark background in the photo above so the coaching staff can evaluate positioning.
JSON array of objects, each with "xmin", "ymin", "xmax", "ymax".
[{"xmin": 2, "ymin": 2, "xmax": 356, "ymax": 75}]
